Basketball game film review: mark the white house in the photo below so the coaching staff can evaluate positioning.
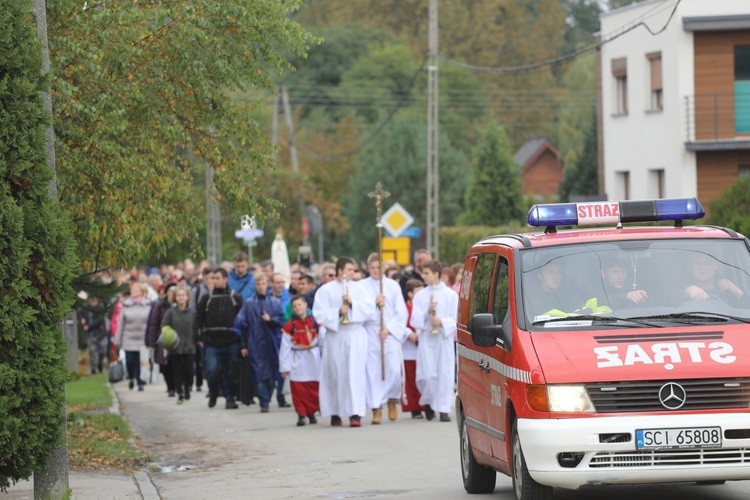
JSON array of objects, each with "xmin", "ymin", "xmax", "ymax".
[{"xmin": 598, "ymin": 0, "xmax": 750, "ymax": 206}]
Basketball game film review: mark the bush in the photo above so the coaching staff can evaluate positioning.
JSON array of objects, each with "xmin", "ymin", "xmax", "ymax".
[
  {"xmin": 0, "ymin": 1, "xmax": 78, "ymax": 490},
  {"xmin": 439, "ymin": 224, "xmax": 528, "ymax": 265},
  {"xmin": 707, "ymin": 176, "xmax": 750, "ymax": 236}
]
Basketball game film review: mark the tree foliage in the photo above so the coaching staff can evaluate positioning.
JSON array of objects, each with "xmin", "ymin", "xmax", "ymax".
[
  {"xmin": 707, "ymin": 176, "xmax": 750, "ymax": 236},
  {"xmin": 558, "ymin": 107, "xmax": 599, "ymax": 202},
  {"xmin": 47, "ymin": 0, "xmax": 317, "ymax": 270},
  {"xmin": 459, "ymin": 124, "xmax": 524, "ymax": 226},
  {"xmin": 0, "ymin": 0, "xmax": 78, "ymax": 489},
  {"xmin": 295, "ymin": 0, "xmax": 568, "ymax": 146},
  {"xmin": 335, "ymin": 118, "xmax": 468, "ymax": 260}
]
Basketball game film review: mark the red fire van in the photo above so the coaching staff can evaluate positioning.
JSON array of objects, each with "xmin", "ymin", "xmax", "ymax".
[{"xmin": 456, "ymin": 198, "xmax": 750, "ymax": 499}]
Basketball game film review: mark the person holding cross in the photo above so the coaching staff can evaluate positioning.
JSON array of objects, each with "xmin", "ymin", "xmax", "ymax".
[{"xmin": 362, "ymin": 252, "xmax": 408, "ymax": 424}]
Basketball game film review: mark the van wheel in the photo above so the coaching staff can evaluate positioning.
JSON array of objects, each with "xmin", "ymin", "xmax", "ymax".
[
  {"xmin": 460, "ymin": 416, "xmax": 496, "ymax": 493},
  {"xmin": 512, "ymin": 422, "xmax": 553, "ymax": 500}
]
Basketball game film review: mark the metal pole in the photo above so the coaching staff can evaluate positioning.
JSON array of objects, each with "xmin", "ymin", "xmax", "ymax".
[
  {"xmin": 206, "ymin": 163, "xmax": 222, "ymax": 265},
  {"xmin": 426, "ymin": 0, "xmax": 440, "ymax": 259}
]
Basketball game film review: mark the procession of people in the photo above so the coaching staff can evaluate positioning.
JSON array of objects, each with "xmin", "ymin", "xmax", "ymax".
[{"xmin": 81, "ymin": 245, "xmax": 464, "ymax": 428}]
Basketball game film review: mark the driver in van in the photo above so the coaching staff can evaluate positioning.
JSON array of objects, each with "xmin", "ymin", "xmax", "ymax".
[{"xmin": 683, "ymin": 253, "xmax": 744, "ymax": 304}]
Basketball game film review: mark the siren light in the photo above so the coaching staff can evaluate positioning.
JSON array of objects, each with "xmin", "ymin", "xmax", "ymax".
[{"xmin": 527, "ymin": 198, "xmax": 705, "ymax": 229}]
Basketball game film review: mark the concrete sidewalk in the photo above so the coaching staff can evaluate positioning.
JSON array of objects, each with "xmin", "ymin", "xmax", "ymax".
[
  {"xmin": 1, "ymin": 470, "xmax": 152, "ymax": 500},
  {"xmin": 1, "ymin": 380, "xmax": 159, "ymax": 500}
]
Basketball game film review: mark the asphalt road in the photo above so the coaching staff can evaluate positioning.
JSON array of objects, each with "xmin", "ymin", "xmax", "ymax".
[{"xmin": 115, "ymin": 378, "xmax": 750, "ymax": 500}]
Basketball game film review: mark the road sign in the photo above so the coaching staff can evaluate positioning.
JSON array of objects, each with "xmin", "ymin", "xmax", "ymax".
[
  {"xmin": 382, "ymin": 237, "xmax": 410, "ymax": 266},
  {"xmin": 401, "ymin": 227, "xmax": 421, "ymax": 238},
  {"xmin": 381, "ymin": 202, "xmax": 414, "ymax": 238}
]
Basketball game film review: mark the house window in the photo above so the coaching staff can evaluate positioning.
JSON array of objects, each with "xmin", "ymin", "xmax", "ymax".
[
  {"xmin": 647, "ymin": 52, "xmax": 663, "ymax": 111},
  {"xmin": 739, "ymin": 165, "xmax": 750, "ymax": 177},
  {"xmin": 615, "ymin": 171, "xmax": 630, "ymax": 200},
  {"xmin": 612, "ymin": 57, "xmax": 628, "ymax": 114},
  {"xmin": 735, "ymin": 46, "xmax": 750, "ymax": 133},
  {"xmin": 648, "ymin": 169, "xmax": 665, "ymax": 198}
]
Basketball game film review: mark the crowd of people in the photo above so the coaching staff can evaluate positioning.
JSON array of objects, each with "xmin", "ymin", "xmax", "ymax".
[{"xmin": 77, "ymin": 249, "xmax": 465, "ymax": 428}]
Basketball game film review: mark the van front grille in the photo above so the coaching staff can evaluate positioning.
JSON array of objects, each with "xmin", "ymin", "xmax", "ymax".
[{"xmin": 586, "ymin": 378, "xmax": 750, "ymax": 412}]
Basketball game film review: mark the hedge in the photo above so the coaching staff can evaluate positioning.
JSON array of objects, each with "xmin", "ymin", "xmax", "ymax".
[
  {"xmin": 438, "ymin": 224, "xmax": 530, "ymax": 264},
  {"xmin": 0, "ymin": 1, "xmax": 78, "ymax": 490}
]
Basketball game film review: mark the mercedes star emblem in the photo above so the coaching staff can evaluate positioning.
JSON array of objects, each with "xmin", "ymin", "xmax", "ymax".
[{"xmin": 658, "ymin": 382, "xmax": 687, "ymax": 410}]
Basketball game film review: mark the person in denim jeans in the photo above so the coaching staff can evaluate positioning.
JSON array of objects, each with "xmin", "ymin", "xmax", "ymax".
[{"xmin": 194, "ymin": 267, "xmax": 243, "ymax": 409}]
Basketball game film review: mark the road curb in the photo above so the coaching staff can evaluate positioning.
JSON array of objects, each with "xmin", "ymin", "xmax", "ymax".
[
  {"xmin": 108, "ymin": 381, "xmax": 162, "ymax": 500},
  {"xmin": 134, "ymin": 470, "xmax": 161, "ymax": 500}
]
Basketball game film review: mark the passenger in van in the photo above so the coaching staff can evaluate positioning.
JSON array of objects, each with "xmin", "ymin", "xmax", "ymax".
[
  {"xmin": 682, "ymin": 253, "xmax": 745, "ymax": 306},
  {"xmin": 599, "ymin": 255, "xmax": 648, "ymax": 310},
  {"xmin": 525, "ymin": 260, "xmax": 582, "ymax": 317}
]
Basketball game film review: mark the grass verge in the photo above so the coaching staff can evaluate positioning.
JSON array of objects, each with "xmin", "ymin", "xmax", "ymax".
[{"xmin": 66, "ymin": 374, "xmax": 143, "ymax": 470}]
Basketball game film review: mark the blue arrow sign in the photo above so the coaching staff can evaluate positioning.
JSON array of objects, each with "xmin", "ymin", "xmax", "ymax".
[{"xmin": 401, "ymin": 227, "xmax": 421, "ymax": 238}]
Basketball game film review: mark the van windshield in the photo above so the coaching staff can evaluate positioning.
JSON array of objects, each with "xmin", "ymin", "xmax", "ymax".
[{"xmin": 519, "ymin": 239, "xmax": 750, "ymax": 328}]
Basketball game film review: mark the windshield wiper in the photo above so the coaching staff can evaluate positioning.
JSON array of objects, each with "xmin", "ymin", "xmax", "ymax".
[
  {"xmin": 629, "ymin": 312, "xmax": 750, "ymax": 324},
  {"xmin": 532, "ymin": 315, "xmax": 661, "ymax": 328}
]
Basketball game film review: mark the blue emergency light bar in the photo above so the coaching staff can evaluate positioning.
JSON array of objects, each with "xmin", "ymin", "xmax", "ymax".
[{"xmin": 527, "ymin": 198, "xmax": 705, "ymax": 228}]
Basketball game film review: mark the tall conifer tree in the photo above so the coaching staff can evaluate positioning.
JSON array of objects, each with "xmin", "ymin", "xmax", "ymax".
[
  {"xmin": 0, "ymin": 0, "xmax": 77, "ymax": 490},
  {"xmin": 459, "ymin": 124, "xmax": 524, "ymax": 226}
]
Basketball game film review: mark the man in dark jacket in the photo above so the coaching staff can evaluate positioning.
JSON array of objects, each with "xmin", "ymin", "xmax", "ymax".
[{"xmin": 194, "ymin": 267, "xmax": 244, "ymax": 409}]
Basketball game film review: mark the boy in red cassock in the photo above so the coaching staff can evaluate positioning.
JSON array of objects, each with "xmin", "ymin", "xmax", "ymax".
[{"xmin": 280, "ymin": 294, "xmax": 322, "ymax": 426}]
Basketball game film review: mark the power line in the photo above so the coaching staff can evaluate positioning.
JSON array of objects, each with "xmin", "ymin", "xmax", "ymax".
[
  {"xmin": 279, "ymin": 54, "xmax": 429, "ymax": 161},
  {"xmin": 438, "ymin": 0, "xmax": 681, "ymax": 72}
]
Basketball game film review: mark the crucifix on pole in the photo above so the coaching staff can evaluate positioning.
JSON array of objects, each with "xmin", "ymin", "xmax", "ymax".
[{"xmin": 368, "ymin": 182, "xmax": 390, "ymax": 380}]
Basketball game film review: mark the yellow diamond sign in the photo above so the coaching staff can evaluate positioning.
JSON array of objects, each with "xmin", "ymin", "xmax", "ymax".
[{"xmin": 381, "ymin": 202, "xmax": 414, "ymax": 237}]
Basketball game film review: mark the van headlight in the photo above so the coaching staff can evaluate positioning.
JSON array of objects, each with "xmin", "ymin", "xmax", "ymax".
[
  {"xmin": 547, "ymin": 385, "xmax": 595, "ymax": 413},
  {"xmin": 528, "ymin": 384, "xmax": 596, "ymax": 413}
]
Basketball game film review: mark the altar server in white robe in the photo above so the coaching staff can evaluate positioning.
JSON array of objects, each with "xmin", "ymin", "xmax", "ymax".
[
  {"xmin": 410, "ymin": 260, "xmax": 458, "ymax": 422},
  {"xmin": 362, "ymin": 253, "xmax": 408, "ymax": 424},
  {"xmin": 312, "ymin": 256, "xmax": 376, "ymax": 427}
]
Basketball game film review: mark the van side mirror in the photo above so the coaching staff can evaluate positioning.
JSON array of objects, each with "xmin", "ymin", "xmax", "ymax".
[{"xmin": 470, "ymin": 313, "xmax": 503, "ymax": 348}]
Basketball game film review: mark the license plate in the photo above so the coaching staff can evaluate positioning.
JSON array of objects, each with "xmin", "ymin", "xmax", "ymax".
[{"xmin": 636, "ymin": 427, "xmax": 722, "ymax": 450}]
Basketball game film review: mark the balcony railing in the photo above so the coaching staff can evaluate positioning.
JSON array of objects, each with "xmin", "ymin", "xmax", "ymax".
[{"xmin": 685, "ymin": 92, "xmax": 750, "ymax": 144}]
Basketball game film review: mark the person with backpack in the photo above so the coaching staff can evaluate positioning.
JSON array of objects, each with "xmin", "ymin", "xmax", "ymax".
[{"xmin": 194, "ymin": 267, "xmax": 243, "ymax": 409}]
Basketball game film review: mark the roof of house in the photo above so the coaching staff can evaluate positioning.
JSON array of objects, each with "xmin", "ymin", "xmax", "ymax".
[{"xmin": 514, "ymin": 136, "xmax": 557, "ymax": 169}]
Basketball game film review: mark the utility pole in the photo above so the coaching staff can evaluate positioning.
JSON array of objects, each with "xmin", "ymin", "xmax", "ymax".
[
  {"xmin": 206, "ymin": 163, "xmax": 222, "ymax": 265},
  {"xmin": 33, "ymin": 1, "xmax": 70, "ymax": 497},
  {"xmin": 280, "ymin": 85, "xmax": 313, "ymax": 262},
  {"xmin": 426, "ymin": 0, "xmax": 440, "ymax": 259},
  {"xmin": 272, "ymin": 84, "xmax": 280, "ymax": 160}
]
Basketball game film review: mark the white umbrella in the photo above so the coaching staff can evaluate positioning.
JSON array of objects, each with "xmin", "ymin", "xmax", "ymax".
[{"xmin": 272, "ymin": 231, "xmax": 291, "ymax": 283}]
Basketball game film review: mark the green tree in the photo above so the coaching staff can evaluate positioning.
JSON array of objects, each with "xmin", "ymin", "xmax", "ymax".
[
  {"xmin": 0, "ymin": 0, "xmax": 78, "ymax": 489},
  {"xmin": 559, "ymin": 107, "xmax": 599, "ymax": 201},
  {"xmin": 459, "ymin": 124, "xmax": 524, "ymax": 226},
  {"xmin": 336, "ymin": 118, "xmax": 468, "ymax": 260},
  {"xmin": 47, "ymin": 0, "xmax": 316, "ymax": 270},
  {"xmin": 707, "ymin": 176, "xmax": 750, "ymax": 235},
  {"xmin": 562, "ymin": 0, "xmax": 602, "ymax": 52},
  {"xmin": 554, "ymin": 52, "xmax": 597, "ymax": 169}
]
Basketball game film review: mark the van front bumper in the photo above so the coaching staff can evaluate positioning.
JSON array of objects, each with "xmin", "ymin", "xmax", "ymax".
[{"xmin": 518, "ymin": 414, "xmax": 750, "ymax": 490}]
